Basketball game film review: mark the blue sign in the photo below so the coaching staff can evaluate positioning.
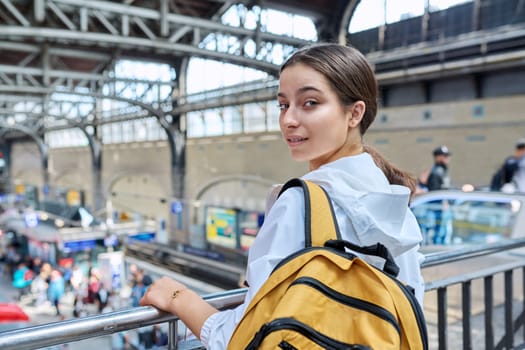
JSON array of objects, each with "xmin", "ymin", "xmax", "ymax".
[
  {"xmin": 24, "ymin": 212, "xmax": 39, "ymax": 228},
  {"xmin": 128, "ymin": 232, "xmax": 155, "ymax": 242},
  {"xmin": 112, "ymin": 270, "xmax": 121, "ymax": 290},
  {"xmin": 63, "ymin": 239, "xmax": 98, "ymax": 252},
  {"xmin": 171, "ymin": 201, "xmax": 183, "ymax": 214}
]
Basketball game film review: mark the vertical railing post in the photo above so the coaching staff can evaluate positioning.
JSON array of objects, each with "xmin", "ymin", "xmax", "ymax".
[
  {"xmin": 462, "ymin": 281, "xmax": 472, "ymax": 350},
  {"xmin": 504, "ymin": 270, "xmax": 514, "ymax": 349},
  {"xmin": 484, "ymin": 275, "xmax": 494, "ymax": 350},
  {"xmin": 523, "ymin": 267, "xmax": 525, "ymax": 344},
  {"xmin": 168, "ymin": 320, "xmax": 179, "ymax": 350},
  {"xmin": 438, "ymin": 287, "xmax": 448, "ymax": 350}
]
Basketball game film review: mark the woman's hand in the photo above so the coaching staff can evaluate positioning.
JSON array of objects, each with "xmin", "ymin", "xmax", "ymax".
[
  {"xmin": 138, "ymin": 276, "xmax": 219, "ymax": 340},
  {"xmin": 139, "ymin": 276, "xmax": 187, "ymax": 313}
]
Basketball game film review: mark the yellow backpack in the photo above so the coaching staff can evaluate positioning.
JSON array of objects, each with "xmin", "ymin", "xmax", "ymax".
[{"xmin": 228, "ymin": 178, "xmax": 428, "ymax": 350}]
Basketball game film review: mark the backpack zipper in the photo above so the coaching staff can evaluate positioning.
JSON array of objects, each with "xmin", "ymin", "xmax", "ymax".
[
  {"xmin": 246, "ymin": 317, "xmax": 371, "ymax": 350},
  {"xmin": 291, "ymin": 276, "xmax": 401, "ymax": 337},
  {"xmin": 387, "ymin": 275, "xmax": 429, "ymax": 350}
]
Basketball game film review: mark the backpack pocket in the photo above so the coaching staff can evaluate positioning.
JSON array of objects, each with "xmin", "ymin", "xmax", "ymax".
[
  {"xmin": 244, "ymin": 275, "xmax": 403, "ymax": 350},
  {"xmin": 246, "ymin": 317, "xmax": 370, "ymax": 350},
  {"xmin": 290, "ymin": 276, "xmax": 401, "ymax": 336}
]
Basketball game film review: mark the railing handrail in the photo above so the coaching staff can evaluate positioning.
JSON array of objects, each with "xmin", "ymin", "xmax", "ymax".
[
  {"xmin": 0, "ymin": 288, "xmax": 247, "ymax": 350},
  {"xmin": 421, "ymin": 237, "xmax": 525, "ymax": 267},
  {"xmin": 2, "ymin": 238, "xmax": 525, "ymax": 350}
]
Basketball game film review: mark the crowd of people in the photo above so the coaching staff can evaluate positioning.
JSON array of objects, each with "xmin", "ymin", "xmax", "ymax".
[
  {"xmin": 1, "ymin": 246, "xmax": 167, "ymax": 349},
  {"xmin": 3, "ymin": 253, "xmax": 106, "ymax": 317}
]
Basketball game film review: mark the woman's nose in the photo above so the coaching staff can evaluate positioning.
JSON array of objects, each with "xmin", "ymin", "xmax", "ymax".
[{"xmin": 280, "ymin": 106, "xmax": 299, "ymax": 127}]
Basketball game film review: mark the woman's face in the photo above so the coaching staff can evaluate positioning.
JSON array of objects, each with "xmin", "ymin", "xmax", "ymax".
[{"xmin": 278, "ymin": 63, "xmax": 363, "ymax": 170}]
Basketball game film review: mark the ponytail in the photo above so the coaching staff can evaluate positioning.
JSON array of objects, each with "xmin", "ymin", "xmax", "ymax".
[{"xmin": 363, "ymin": 145, "xmax": 417, "ymax": 202}]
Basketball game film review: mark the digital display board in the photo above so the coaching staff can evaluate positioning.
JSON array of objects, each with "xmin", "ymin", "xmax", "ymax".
[
  {"xmin": 205, "ymin": 206, "xmax": 238, "ymax": 249},
  {"xmin": 239, "ymin": 211, "xmax": 264, "ymax": 251}
]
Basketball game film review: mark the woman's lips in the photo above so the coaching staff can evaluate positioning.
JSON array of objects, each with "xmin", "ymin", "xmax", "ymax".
[{"xmin": 287, "ymin": 136, "xmax": 307, "ymax": 147}]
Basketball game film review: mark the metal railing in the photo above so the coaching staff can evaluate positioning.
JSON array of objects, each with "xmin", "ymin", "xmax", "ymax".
[{"xmin": 2, "ymin": 238, "xmax": 525, "ymax": 350}]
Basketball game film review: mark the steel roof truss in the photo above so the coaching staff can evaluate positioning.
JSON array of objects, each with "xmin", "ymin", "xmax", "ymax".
[
  {"xmin": 0, "ymin": 0, "xmax": 30, "ymax": 26},
  {"xmin": 47, "ymin": 0, "xmax": 77, "ymax": 30},
  {"xmin": 2, "ymin": 0, "xmax": 307, "ymax": 67}
]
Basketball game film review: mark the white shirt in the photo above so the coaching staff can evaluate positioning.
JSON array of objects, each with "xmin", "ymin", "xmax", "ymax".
[{"xmin": 199, "ymin": 153, "xmax": 425, "ymax": 349}]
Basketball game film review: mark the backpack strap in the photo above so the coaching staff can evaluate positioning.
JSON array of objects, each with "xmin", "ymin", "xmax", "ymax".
[
  {"xmin": 279, "ymin": 178, "xmax": 400, "ymax": 277},
  {"xmin": 279, "ymin": 178, "xmax": 342, "ymax": 247}
]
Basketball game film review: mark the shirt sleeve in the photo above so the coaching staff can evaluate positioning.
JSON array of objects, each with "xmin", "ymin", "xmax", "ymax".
[{"xmin": 200, "ymin": 306, "xmax": 246, "ymax": 349}]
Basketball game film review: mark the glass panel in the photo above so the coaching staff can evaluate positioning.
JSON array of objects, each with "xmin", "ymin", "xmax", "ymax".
[
  {"xmin": 187, "ymin": 112, "xmax": 205, "ymax": 138},
  {"xmin": 122, "ymin": 121, "xmax": 133, "ymax": 143},
  {"xmin": 266, "ymin": 101, "xmax": 280, "ymax": 131},
  {"xmin": 243, "ymin": 103, "xmax": 265, "ymax": 133},
  {"xmin": 451, "ymin": 200, "xmax": 518, "ymax": 243},
  {"xmin": 223, "ymin": 107, "xmax": 242, "ymax": 135},
  {"xmin": 203, "ymin": 110, "xmax": 223, "ymax": 136},
  {"xmin": 412, "ymin": 197, "xmax": 521, "ymax": 245}
]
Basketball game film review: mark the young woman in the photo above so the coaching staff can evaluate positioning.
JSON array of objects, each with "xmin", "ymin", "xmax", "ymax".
[{"xmin": 139, "ymin": 43, "xmax": 425, "ymax": 349}]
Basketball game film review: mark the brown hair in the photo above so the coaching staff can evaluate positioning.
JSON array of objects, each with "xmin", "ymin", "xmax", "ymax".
[{"xmin": 281, "ymin": 43, "xmax": 417, "ymax": 198}]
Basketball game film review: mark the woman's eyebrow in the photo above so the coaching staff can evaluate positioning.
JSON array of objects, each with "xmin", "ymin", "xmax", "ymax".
[
  {"xmin": 277, "ymin": 85, "xmax": 321, "ymax": 98},
  {"xmin": 297, "ymin": 85, "xmax": 321, "ymax": 94}
]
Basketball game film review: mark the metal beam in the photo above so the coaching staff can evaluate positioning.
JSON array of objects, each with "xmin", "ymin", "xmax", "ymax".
[
  {"xmin": 0, "ymin": 26, "xmax": 281, "ymax": 74},
  {"xmin": 0, "ymin": 63, "xmax": 177, "ymax": 86}
]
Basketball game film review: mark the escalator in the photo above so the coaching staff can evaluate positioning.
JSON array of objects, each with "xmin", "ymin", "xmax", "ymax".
[{"xmin": 124, "ymin": 241, "xmax": 246, "ymax": 290}]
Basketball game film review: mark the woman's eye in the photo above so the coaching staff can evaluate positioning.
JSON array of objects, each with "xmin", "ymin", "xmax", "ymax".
[
  {"xmin": 277, "ymin": 103, "xmax": 288, "ymax": 111},
  {"xmin": 304, "ymin": 100, "xmax": 317, "ymax": 107}
]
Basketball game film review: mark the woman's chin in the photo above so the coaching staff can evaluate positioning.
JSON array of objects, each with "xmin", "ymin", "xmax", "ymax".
[{"xmin": 289, "ymin": 151, "xmax": 311, "ymax": 162}]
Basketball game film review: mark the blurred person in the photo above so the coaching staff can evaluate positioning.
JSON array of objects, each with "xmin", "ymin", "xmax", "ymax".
[
  {"xmin": 72, "ymin": 294, "xmax": 87, "ymax": 318},
  {"xmin": 513, "ymin": 139, "xmax": 525, "ymax": 192},
  {"xmin": 426, "ymin": 146, "xmax": 453, "ymax": 246},
  {"xmin": 96, "ymin": 282, "xmax": 110, "ymax": 313},
  {"xmin": 70, "ymin": 264, "xmax": 85, "ymax": 295},
  {"xmin": 6, "ymin": 244, "xmax": 21, "ymax": 279},
  {"xmin": 427, "ymin": 145, "xmax": 452, "ymax": 191},
  {"xmin": 48, "ymin": 269, "xmax": 65, "ymax": 316},
  {"xmin": 12, "ymin": 262, "xmax": 32, "ymax": 300},
  {"xmin": 31, "ymin": 270, "xmax": 49, "ymax": 307},
  {"xmin": 128, "ymin": 264, "xmax": 141, "ymax": 287},
  {"xmin": 86, "ymin": 269, "xmax": 101, "ymax": 304},
  {"xmin": 31, "ymin": 256, "xmax": 43, "ymax": 276},
  {"xmin": 130, "ymin": 271, "xmax": 146, "ymax": 307},
  {"xmin": 41, "ymin": 261, "xmax": 53, "ymax": 281},
  {"xmin": 491, "ymin": 138, "xmax": 525, "ymax": 192},
  {"xmin": 61, "ymin": 260, "xmax": 73, "ymax": 291}
]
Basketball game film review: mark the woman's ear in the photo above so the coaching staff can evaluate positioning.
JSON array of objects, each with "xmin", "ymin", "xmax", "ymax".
[{"xmin": 347, "ymin": 101, "xmax": 366, "ymax": 128}]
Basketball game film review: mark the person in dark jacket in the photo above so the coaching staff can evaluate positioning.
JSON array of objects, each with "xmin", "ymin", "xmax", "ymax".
[
  {"xmin": 426, "ymin": 145, "xmax": 453, "ymax": 244},
  {"xmin": 427, "ymin": 145, "xmax": 451, "ymax": 191},
  {"xmin": 490, "ymin": 138, "xmax": 525, "ymax": 192}
]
